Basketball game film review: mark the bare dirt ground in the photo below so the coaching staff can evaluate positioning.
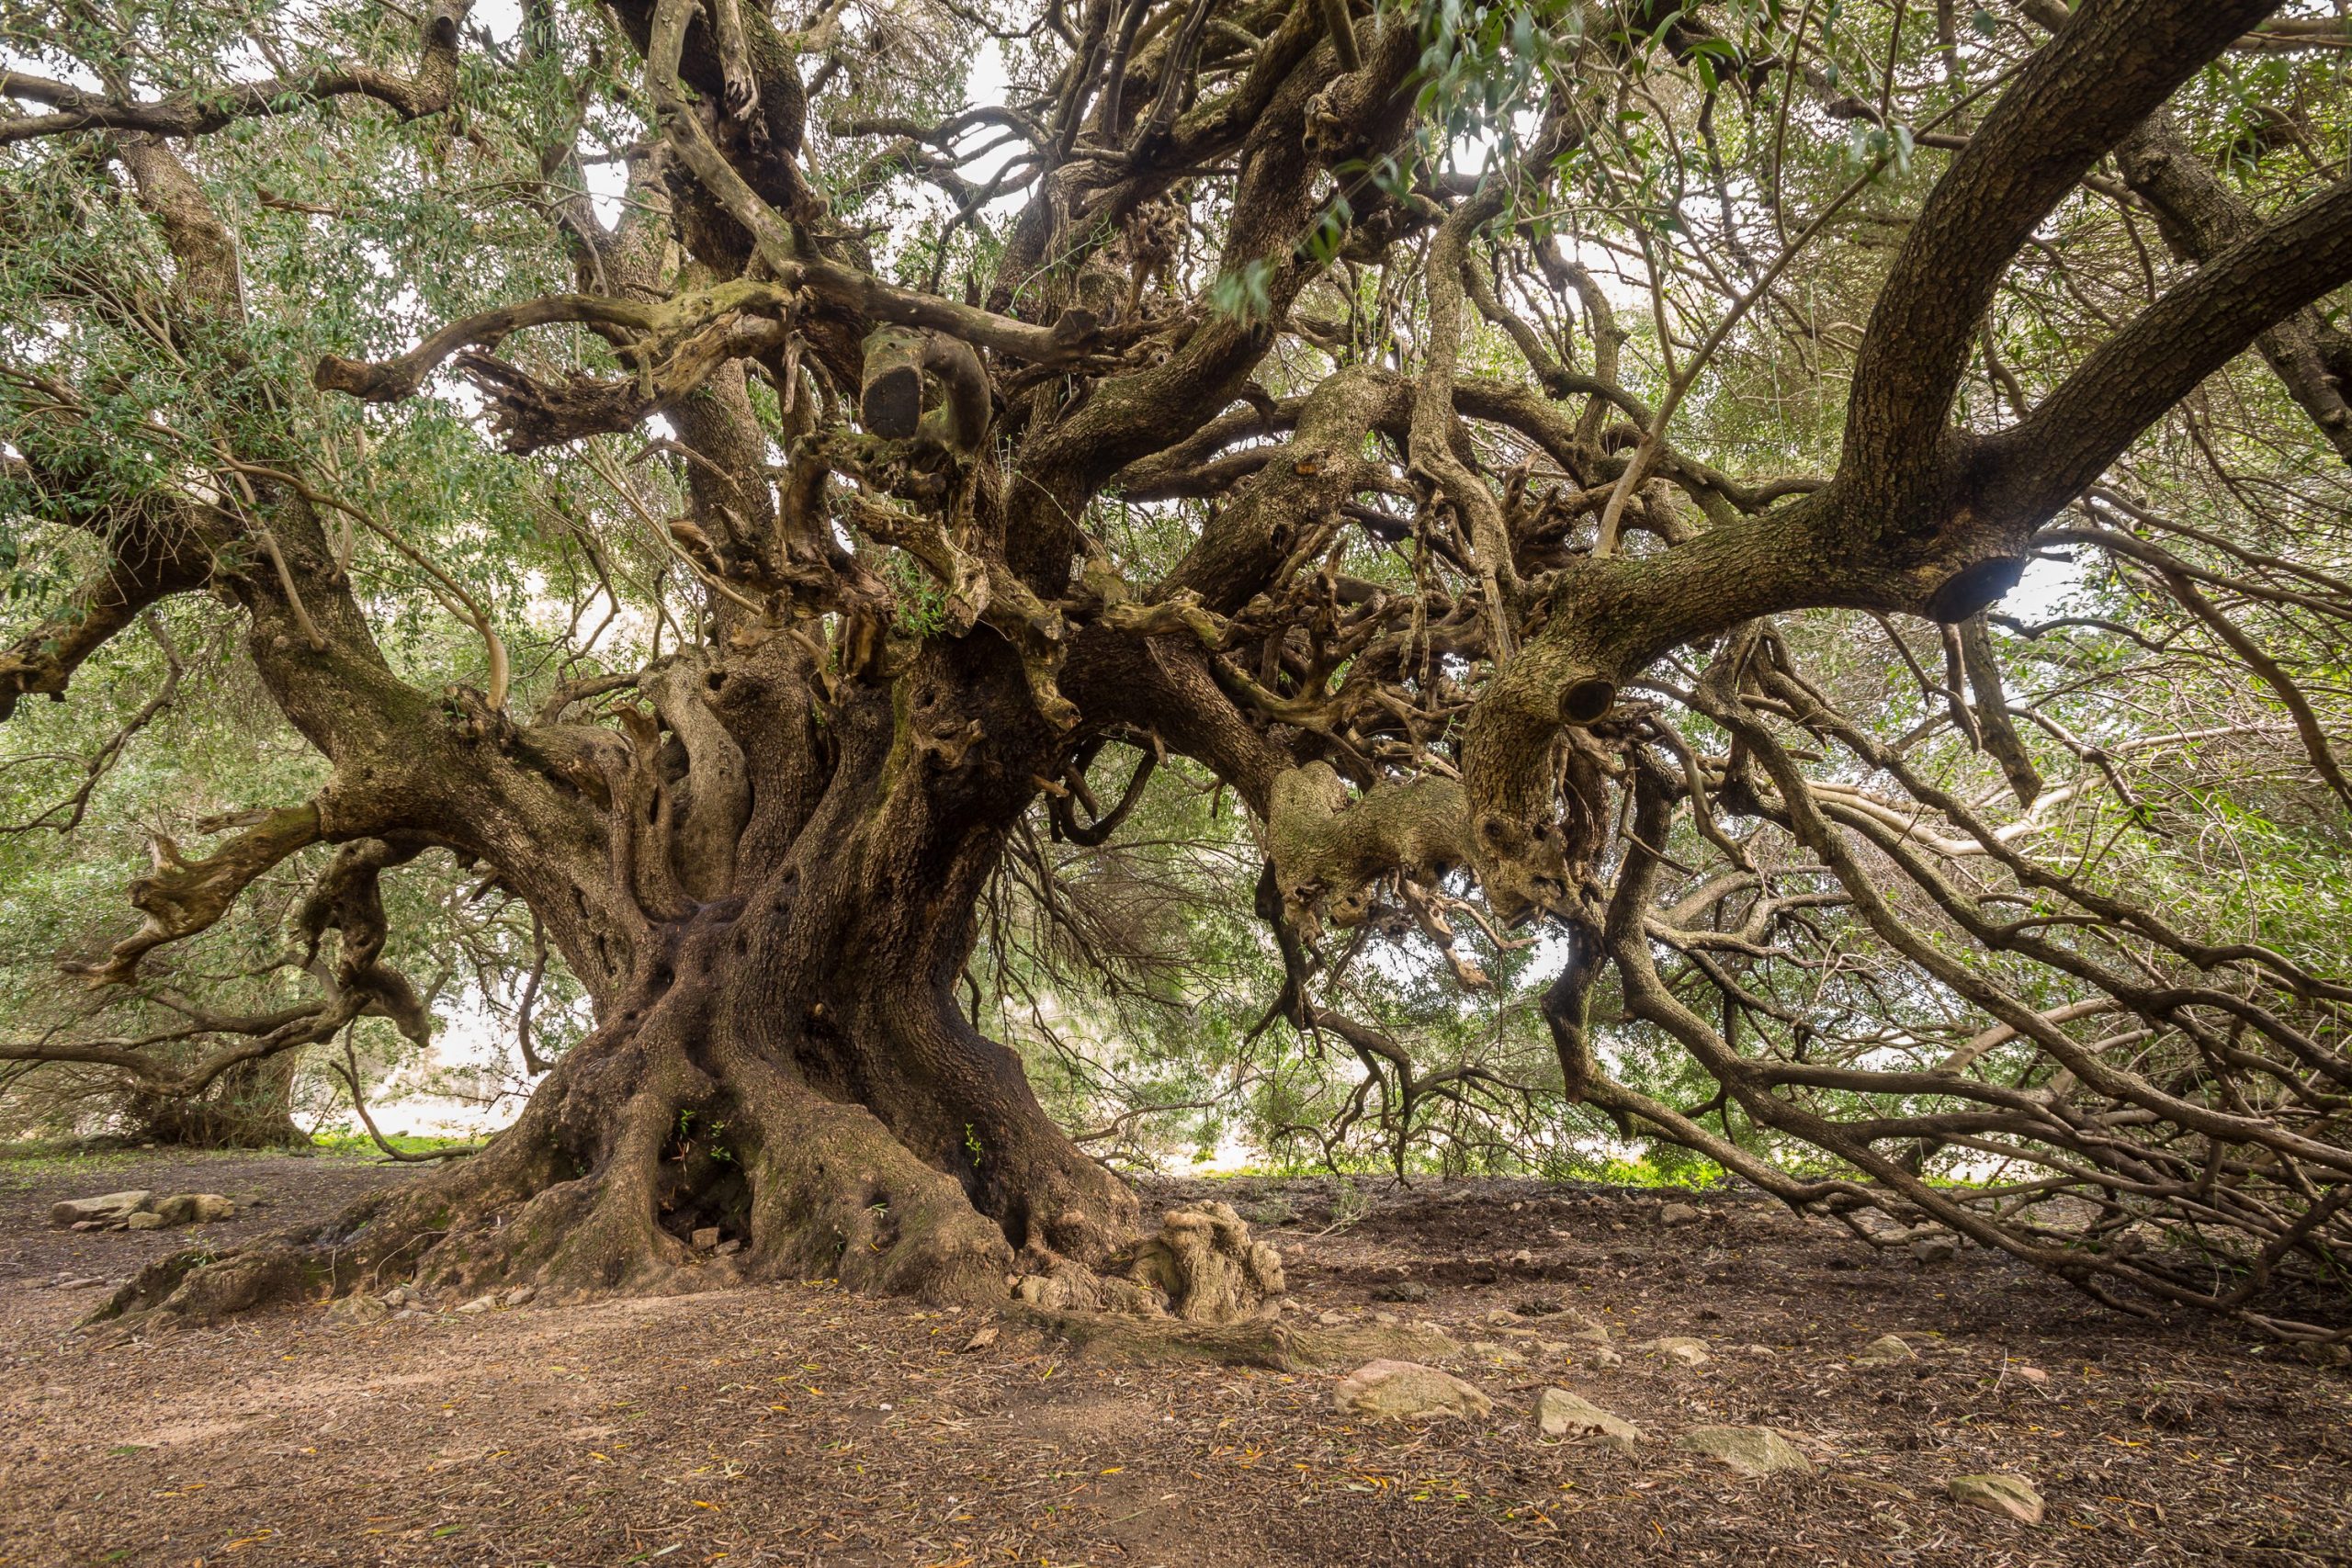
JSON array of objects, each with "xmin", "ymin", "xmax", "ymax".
[{"xmin": 1, "ymin": 1150, "xmax": 2347, "ymax": 1568}]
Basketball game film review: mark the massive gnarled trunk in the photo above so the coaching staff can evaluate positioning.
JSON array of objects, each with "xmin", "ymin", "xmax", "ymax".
[
  {"xmin": 104, "ymin": 628, "xmax": 1144, "ymax": 1322},
  {"xmin": 24, "ymin": 0, "xmax": 2352, "ymax": 1342}
]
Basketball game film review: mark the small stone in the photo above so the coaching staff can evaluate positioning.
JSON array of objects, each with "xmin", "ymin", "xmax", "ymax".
[
  {"xmin": 454, "ymin": 1294, "xmax": 498, "ymax": 1315},
  {"xmin": 49, "ymin": 1191, "xmax": 152, "ymax": 1227},
  {"xmin": 1332, "ymin": 1359, "xmax": 1492, "ymax": 1423},
  {"xmin": 1503, "ymin": 1247, "xmax": 1536, "ymax": 1269},
  {"xmin": 1466, "ymin": 1341, "xmax": 1529, "ymax": 1367},
  {"xmin": 1484, "ymin": 1307, "xmax": 1521, "ymax": 1325},
  {"xmin": 1371, "ymin": 1311, "xmax": 1400, "ymax": 1325},
  {"xmin": 1586, "ymin": 1346, "xmax": 1624, "ymax": 1369},
  {"xmin": 501, "ymin": 1285, "xmax": 537, "ymax": 1307},
  {"xmin": 70, "ymin": 1220, "xmax": 107, "ymax": 1233},
  {"xmin": 381, "ymin": 1286, "xmax": 413, "ymax": 1308},
  {"xmin": 145, "ymin": 1193, "xmax": 232, "ymax": 1225},
  {"xmin": 2011, "ymin": 1365, "xmax": 2048, "ymax": 1385},
  {"xmin": 1640, "ymin": 1336, "xmax": 1713, "ymax": 1367},
  {"xmin": 124, "ymin": 1213, "xmax": 166, "ymax": 1231},
  {"xmin": 1947, "ymin": 1472, "xmax": 2044, "ymax": 1524},
  {"xmin": 1533, "ymin": 1388, "xmax": 1643, "ymax": 1451},
  {"xmin": 714, "ymin": 1238, "xmax": 742, "ymax": 1257},
  {"xmin": 691, "ymin": 1226, "xmax": 720, "ymax": 1252},
  {"xmin": 1317, "ymin": 1309, "xmax": 1351, "ymax": 1326},
  {"xmin": 1853, "ymin": 1333, "xmax": 1918, "ymax": 1368},
  {"xmin": 1659, "ymin": 1202, "xmax": 1701, "ymax": 1228},
  {"xmin": 1911, "ymin": 1235, "xmax": 1959, "ymax": 1266},
  {"xmin": 325, "ymin": 1294, "xmax": 390, "ymax": 1326},
  {"xmin": 959, "ymin": 1325, "xmax": 999, "ymax": 1353},
  {"xmin": 1370, "ymin": 1280, "xmax": 1430, "ymax": 1303},
  {"xmin": 1672, "ymin": 1425, "xmax": 1815, "ymax": 1478}
]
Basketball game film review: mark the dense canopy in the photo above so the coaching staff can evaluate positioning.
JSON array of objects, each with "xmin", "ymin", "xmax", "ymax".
[{"xmin": 3, "ymin": 0, "xmax": 2350, "ymax": 1339}]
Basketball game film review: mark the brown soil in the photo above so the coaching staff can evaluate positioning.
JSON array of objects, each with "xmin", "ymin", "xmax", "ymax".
[{"xmin": 2, "ymin": 1152, "xmax": 2347, "ymax": 1567}]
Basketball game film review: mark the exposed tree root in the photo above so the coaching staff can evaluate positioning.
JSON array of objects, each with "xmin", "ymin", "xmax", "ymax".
[
  {"xmin": 1010, "ymin": 1303, "xmax": 1458, "ymax": 1371},
  {"xmin": 86, "ymin": 999, "xmax": 1036, "ymax": 1330}
]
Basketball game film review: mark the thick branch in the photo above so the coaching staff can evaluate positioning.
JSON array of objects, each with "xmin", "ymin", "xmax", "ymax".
[{"xmin": 0, "ymin": 1, "xmax": 469, "ymax": 146}]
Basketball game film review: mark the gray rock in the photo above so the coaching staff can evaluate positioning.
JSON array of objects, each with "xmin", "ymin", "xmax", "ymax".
[
  {"xmin": 690, "ymin": 1225, "xmax": 720, "ymax": 1251},
  {"xmin": 1672, "ymin": 1425, "xmax": 1815, "ymax": 1478},
  {"xmin": 146, "ymin": 1193, "xmax": 236, "ymax": 1225},
  {"xmin": 1853, "ymin": 1333, "xmax": 1918, "ymax": 1368},
  {"xmin": 49, "ymin": 1191, "xmax": 152, "ymax": 1227},
  {"xmin": 1465, "ymin": 1340, "xmax": 1529, "ymax": 1367},
  {"xmin": 1639, "ymin": 1335, "xmax": 1713, "ymax": 1367},
  {"xmin": 501, "ymin": 1285, "xmax": 537, "ymax": 1307},
  {"xmin": 454, "ymin": 1294, "xmax": 498, "ymax": 1315},
  {"xmin": 325, "ymin": 1293, "xmax": 390, "ymax": 1326},
  {"xmin": 1563, "ymin": 1310, "xmax": 1611, "ymax": 1343},
  {"xmin": 1659, "ymin": 1202, "xmax": 1701, "ymax": 1228},
  {"xmin": 1947, "ymin": 1472, "xmax": 2043, "ymax": 1524},
  {"xmin": 1332, "ymin": 1359, "xmax": 1492, "ymax": 1422},
  {"xmin": 1911, "ymin": 1234, "xmax": 1959, "ymax": 1266},
  {"xmin": 1585, "ymin": 1346, "xmax": 1624, "ymax": 1369},
  {"xmin": 124, "ymin": 1212, "xmax": 167, "ymax": 1231},
  {"xmin": 1534, "ymin": 1388, "xmax": 1643, "ymax": 1451},
  {"xmin": 1370, "ymin": 1279, "xmax": 1430, "ymax": 1303}
]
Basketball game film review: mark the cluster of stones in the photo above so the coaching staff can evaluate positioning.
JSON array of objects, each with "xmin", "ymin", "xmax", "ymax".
[
  {"xmin": 1328, "ymin": 1317, "xmax": 2046, "ymax": 1527},
  {"xmin": 324, "ymin": 1281, "xmax": 538, "ymax": 1325},
  {"xmin": 49, "ymin": 1190, "xmax": 237, "ymax": 1233}
]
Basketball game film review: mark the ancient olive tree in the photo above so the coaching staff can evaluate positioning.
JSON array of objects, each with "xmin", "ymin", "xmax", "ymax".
[{"xmin": 5, "ymin": 0, "xmax": 2351, "ymax": 1338}]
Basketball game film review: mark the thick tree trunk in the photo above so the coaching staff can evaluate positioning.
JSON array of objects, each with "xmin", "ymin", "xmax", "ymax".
[{"xmin": 99, "ymin": 635, "xmax": 1144, "ymax": 1324}]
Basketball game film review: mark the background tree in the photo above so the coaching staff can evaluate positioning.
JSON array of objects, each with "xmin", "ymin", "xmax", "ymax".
[{"xmin": 3, "ymin": 0, "xmax": 2349, "ymax": 1338}]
